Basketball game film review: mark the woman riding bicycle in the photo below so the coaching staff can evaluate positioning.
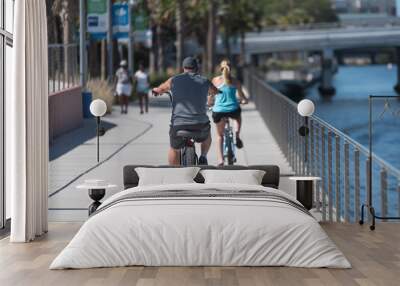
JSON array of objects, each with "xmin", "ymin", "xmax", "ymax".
[{"xmin": 211, "ymin": 59, "xmax": 248, "ymax": 166}]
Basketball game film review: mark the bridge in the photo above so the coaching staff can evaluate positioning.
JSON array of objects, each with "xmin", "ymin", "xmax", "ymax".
[
  {"xmin": 219, "ymin": 25, "xmax": 400, "ymax": 95},
  {"xmin": 243, "ymin": 26, "xmax": 400, "ymax": 53}
]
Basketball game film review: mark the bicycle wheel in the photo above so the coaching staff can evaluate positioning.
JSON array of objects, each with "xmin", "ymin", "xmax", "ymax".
[
  {"xmin": 182, "ymin": 146, "xmax": 197, "ymax": 166},
  {"xmin": 225, "ymin": 137, "xmax": 235, "ymax": 165},
  {"xmin": 227, "ymin": 149, "xmax": 235, "ymax": 165}
]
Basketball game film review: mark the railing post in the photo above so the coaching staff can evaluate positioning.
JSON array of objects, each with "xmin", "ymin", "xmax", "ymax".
[
  {"xmin": 57, "ymin": 57, "xmax": 61, "ymax": 92},
  {"xmin": 354, "ymin": 149, "xmax": 360, "ymax": 223},
  {"xmin": 294, "ymin": 113, "xmax": 298, "ymax": 173},
  {"xmin": 289, "ymin": 110, "xmax": 294, "ymax": 169},
  {"xmin": 328, "ymin": 131, "xmax": 333, "ymax": 222},
  {"xmin": 344, "ymin": 142, "xmax": 350, "ymax": 222},
  {"xmin": 366, "ymin": 158, "xmax": 371, "ymax": 222},
  {"xmin": 315, "ymin": 122, "xmax": 320, "ymax": 211},
  {"xmin": 293, "ymin": 111, "xmax": 296, "ymax": 171},
  {"xmin": 321, "ymin": 126, "xmax": 326, "ymax": 221},
  {"xmin": 335, "ymin": 135, "xmax": 341, "ymax": 222},
  {"xmin": 67, "ymin": 44, "xmax": 71, "ymax": 88},
  {"xmin": 380, "ymin": 168, "xmax": 387, "ymax": 221},
  {"xmin": 310, "ymin": 119, "xmax": 314, "ymax": 177}
]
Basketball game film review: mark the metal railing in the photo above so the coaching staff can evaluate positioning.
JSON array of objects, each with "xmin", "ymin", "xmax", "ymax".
[
  {"xmin": 244, "ymin": 69, "xmax": 400, "ymax": 223},
  {"xmin": 48, "ymin": 43, "xmax": 79, "ymax": 93}
]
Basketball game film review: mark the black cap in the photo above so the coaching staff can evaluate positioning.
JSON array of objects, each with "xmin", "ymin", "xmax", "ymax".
[{"xmin": 182, "ymin": 57, "xmax": 198, "ymax": 70}]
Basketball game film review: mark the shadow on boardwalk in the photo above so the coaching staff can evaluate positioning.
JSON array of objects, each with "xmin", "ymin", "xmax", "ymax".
[{"xmin": 50, "ymin": 119, "xmax": 117, "ymax": 161}]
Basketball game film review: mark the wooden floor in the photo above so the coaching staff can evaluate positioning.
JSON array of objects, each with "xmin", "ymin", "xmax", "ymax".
[{"xmin": 0, "ymin": 223, "xmax": 399, "ymax": 286}]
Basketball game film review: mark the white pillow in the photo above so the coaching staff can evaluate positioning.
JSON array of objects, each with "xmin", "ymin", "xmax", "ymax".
[
  {"xmin": 135, "ymin": 167, "xmax": 200, "ymax": 186},
  {"xmin": 200, "ymin": 169, "xmax": 266, "ymax": 185}
]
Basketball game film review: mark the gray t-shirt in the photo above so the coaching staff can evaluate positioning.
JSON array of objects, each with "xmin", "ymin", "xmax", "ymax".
[{"xmin": 170, "ymin": 72, "xmax": 211, "ymax": 126}]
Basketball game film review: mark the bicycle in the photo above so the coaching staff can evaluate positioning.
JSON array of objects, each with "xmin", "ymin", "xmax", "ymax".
[
  {"xmin": 220, "ymin": 100, "xmax": 248, "ymax": 166},
  {"xmin": 153, "ymin": 91, "xmax": 205, "ymax": 166}
]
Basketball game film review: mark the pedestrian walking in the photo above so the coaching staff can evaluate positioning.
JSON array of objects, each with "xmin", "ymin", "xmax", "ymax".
[
  {"xmin": 114, "ymin": 60, "xmax": 132, "ymax": 114},
  {"xmin": 134, "ymin": 63, "xmax": 150, "ymax": 114}
]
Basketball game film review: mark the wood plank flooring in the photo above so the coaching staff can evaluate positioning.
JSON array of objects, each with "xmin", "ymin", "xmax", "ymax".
[{"xmin": 0, "ymin": 222, "xmax": 399, "ymax": 286}]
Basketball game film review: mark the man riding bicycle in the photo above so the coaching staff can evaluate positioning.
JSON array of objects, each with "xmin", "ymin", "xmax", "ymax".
[{"xmin": 152, "ymin": 57, "xmax": 219, "ymax": 165}]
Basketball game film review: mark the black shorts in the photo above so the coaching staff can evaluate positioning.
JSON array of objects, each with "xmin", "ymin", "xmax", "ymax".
[
  {"xmin": 212, "ymin": 107, "xmax": 241, "ymax": 123},
  {"xmin": 169, "ymin": 123, "xmax": 211, "ymax": 149}
]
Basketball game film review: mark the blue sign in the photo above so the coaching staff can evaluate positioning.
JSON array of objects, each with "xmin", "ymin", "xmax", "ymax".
[
  {"xmin": 87, "ymin": 15, "xmax": 107, "ymax": 39},
  {"xmin": 112, "ymin": 3, "xmax": 129, "ymax": 39}
]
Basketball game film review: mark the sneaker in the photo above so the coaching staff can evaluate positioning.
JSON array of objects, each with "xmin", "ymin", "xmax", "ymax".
[
  {"xmin": 236, "ymin": 137, "xmax": 244, "ymax": 149},
  {"xmin": 198, "ymin": 156, "xmax": 208, "ymax": 165}
]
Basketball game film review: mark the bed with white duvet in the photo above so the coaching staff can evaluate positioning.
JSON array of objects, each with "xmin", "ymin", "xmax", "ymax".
[{"xmin": 50, "ymin": 175, "xmax": 351, "ymax": 269}]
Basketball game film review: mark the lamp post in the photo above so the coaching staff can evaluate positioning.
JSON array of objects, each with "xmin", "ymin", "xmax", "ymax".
[
  {"xmin": 297, "ymin": 99, "xmax": 315, "ymax": 165},
  {"xmin": 79, "ymin": 0, "xmax": 87, "ymax": 89},
  {"xmin": 90, "ymin": 99, "xmax": 107, "ymax": 162}
]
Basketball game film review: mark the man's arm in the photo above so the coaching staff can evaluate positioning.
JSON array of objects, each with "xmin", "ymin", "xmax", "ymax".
[{"xmin": 153, "ymin": 78, "xmax": 172, "ymax": 94}]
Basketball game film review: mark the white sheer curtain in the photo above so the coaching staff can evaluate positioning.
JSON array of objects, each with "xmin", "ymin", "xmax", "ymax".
[{"xmin": 8, "ymin": 0, "xmax": 49, "ymax": 242}]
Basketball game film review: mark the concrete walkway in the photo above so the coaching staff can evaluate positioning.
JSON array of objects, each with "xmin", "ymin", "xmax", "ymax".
[{"xmin": 48, "ymin": 97, "xmax": 294, "ymax": 221}]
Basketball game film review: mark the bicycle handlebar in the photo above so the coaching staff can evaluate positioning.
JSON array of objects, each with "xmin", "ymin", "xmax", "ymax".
[{"xmin": 152, "ymin": 89, "xmax": 172, "ymax": 101}]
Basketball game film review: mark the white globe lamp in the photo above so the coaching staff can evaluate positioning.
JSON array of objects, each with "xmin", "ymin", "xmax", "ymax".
[
  {"xmin": 297, "ymin": 99, "xmax": 315, "ymax": 137},
  {"xmin": 90, "ymin": 99, "xmax": 107, "ymax": 162},
  {"xmin": 90, "ymin": 99, "xmax": 107, "ymax": 117},
  {"xmin": 297, "ymin": 99, "xmax": 315, "ymax": 117}
]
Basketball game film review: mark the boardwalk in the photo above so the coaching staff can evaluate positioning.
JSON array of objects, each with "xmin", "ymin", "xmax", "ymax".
[{"xmin": 48, "ymin": 97, "xmax": 294, "ymax": 221}]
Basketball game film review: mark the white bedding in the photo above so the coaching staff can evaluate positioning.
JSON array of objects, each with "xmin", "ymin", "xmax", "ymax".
[{"xmin": 50, "ymin": 183, "xmax": 351, "ymax": 269}]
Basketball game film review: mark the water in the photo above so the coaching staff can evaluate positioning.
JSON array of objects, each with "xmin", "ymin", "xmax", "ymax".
[
  {"xmin": 303, "ymin": 65, "xmax": 400, "ymax": 219},
  {"xmin": 306, "ymin": 65, "xmax": 400, "ymax": 170}
]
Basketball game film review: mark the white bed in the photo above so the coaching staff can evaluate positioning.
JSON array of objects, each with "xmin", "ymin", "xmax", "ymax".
[{"xmin": 50, "ymin": 183, "xmax": 350, "ymax": 269}]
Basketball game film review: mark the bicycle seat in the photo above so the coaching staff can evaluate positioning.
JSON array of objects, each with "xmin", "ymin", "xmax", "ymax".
[{"xmin": 176, "ymin": 129, "xmax": 207, "ymax": 140}]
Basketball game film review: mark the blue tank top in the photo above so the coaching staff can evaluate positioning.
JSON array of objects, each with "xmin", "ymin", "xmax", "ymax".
[{"xmin": 212, "ymin": 83, "xmax": 239, "ymax": 113}]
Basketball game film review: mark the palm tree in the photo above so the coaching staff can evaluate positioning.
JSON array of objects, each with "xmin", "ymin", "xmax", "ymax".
[
  {"xmin": 146, "ymin": 0, "xmax": 175, "ymax": 74},
  {"xmin": 223, "ymin": 0, "xmax": 263, "ymax": 66},
  {"xmin": 207, "ymin": 0, "xmax": 217, "ymax": 74},
  {"xmin": 175, "ymin": 0, "xmax": 184, "ymax": 70}
]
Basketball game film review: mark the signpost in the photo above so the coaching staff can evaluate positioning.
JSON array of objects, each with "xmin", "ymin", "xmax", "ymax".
[
  {"xmin": 112, "ymin": 2, "xmax": 129, "ymax": 39},
  {"xmin": 80, "ymin": 0, "xmax": 87, "ymax": 89},
  {"xmin": 87, "ymin": 0, "xmax": 108, "ymax": 40},
  {"xmin": 107, "ymin": 0, "xmax": 113, "ymax": 81},
  {"xmin": 86, "ymin": 0, "xmax": 151, "ymax": 78}
]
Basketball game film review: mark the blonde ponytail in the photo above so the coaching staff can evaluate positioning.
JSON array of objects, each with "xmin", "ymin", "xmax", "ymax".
[{"xmin": 220, "ymin": 60, "xmax": 232, "ymax": 85}]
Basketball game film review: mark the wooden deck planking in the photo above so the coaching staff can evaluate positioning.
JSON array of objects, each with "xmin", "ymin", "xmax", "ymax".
[{"xmin": 0, "ymin": 223, "xmax": 399, "ymax": 286}]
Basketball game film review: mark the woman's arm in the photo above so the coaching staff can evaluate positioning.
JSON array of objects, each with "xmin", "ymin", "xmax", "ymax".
[{"xmin": 235, "ymin": 78, "xmax": 248, "ymax": 104}]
